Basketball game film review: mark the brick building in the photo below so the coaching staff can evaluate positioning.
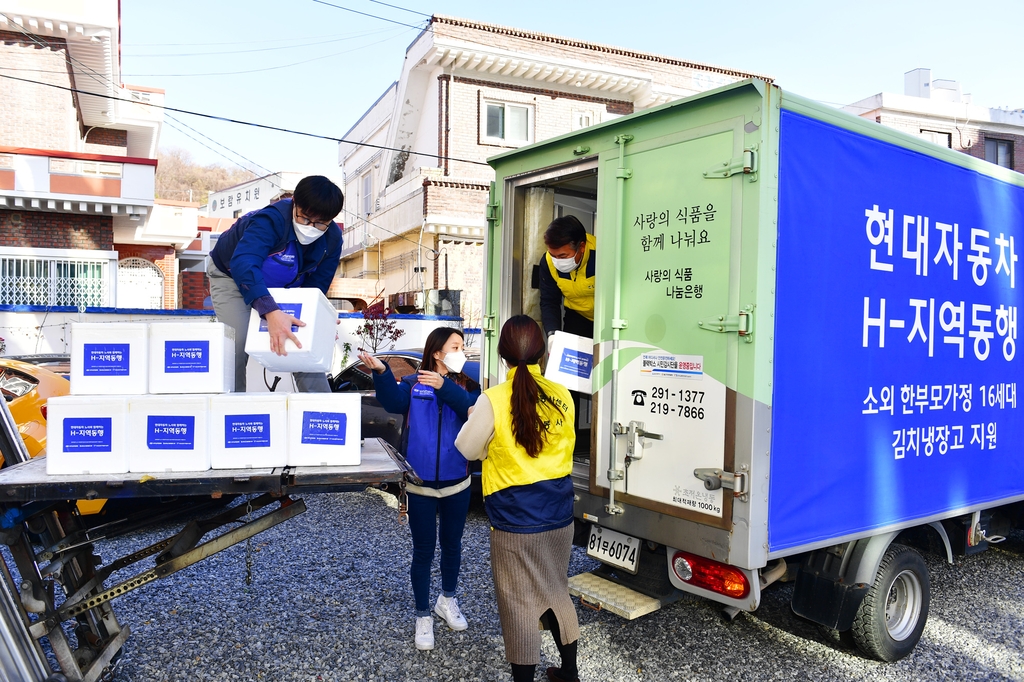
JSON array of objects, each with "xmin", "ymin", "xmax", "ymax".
[
  {"xmin": 0, "ymin": 2, "xmax": 195, "ymax": 310},
  {"xmin": 846, "ymin": 69, "xmax": 1024, "ymax": 173},
  {"xmin": 338, "ymin": 15, "xmax": 766, "ymax": 315}
]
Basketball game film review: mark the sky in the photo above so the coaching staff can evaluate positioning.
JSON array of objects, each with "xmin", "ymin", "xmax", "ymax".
[{"xmin": 119, "ymin": 0, "xmax": 1024, "ymax": 180}]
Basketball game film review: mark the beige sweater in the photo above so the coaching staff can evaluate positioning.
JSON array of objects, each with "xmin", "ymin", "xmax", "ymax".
[{"xmin": 454, "ymin": 394, "xmax": 495, "ymax": 461}]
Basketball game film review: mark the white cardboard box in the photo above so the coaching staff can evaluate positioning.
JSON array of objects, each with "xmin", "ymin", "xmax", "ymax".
[
  {"xmin": 544, "ymin": 331, "xmax": 595, "ymax": 394},
  {"xmin": 70, "ymin": 323, "xmax": 149, "ymax": 395},
  {"xmin": 286, "ymin": 393, "xmax": 361, "ymax": 466},
  {"xmin": 244, "ymin": 288, "xmax": 338, "ymax": 373},
  {"xmin": 46, "ymin": 395, "xmax": 129, "ymax": 475},
  {"xmin": 128, "ymin": 395, "xmax": 211, "ymax": 473},
  {"xmin": 209, "ymin": 394, "xmax": 289, "ymax": 469},
  {"xmin": 148, "ymin": 322, "xmax": 235, "ymax": 394}
]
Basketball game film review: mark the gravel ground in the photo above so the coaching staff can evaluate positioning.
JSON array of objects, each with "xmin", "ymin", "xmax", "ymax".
[{"xmin": 46, "ymin": 489, "xmax": 1021, "ymax": 682}]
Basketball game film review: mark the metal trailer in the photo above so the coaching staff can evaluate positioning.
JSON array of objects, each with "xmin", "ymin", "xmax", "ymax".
[
  {"xmin": 481, "ymin": 78, "xmax": 1024, "ymax": 661},
  {"xmin": 0, "ymin": 397, "xmax": 416, "ymax": 681}
]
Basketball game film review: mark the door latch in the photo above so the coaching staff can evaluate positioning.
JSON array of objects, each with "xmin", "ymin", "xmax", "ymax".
[
  {"xmin": 693, "ymin": 467, "xmax": 748, "ymax": 499},
  {"xmin": 613, "ymin": 421, "xmax": 663, "ymax": 461},
  {"xmin": 703, "ymin": 148, "xmax": 758, "ymax": 180},
  {"xmin": 697, "ymin": 305, "xmax": 754, "ymax": 343}
]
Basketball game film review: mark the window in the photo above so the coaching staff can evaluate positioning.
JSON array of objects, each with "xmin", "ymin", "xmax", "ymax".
[
  {"xmin": 986, "ymin": 138, "xmax": 1013, "ymax": 169},
  {"xmin": 361, "ymin": 172, "xmax": 373, "ymax": 216},
  {"xmin": 918, "ymin": 130, "xmax": 951, "ymax": 148},
  {"xmin": 233, "ymin": 209, "xmax": 242, "ymax": 219},
  {"xmin": 48, "ymin": 158, "xmax": 122, "ymax": 178},
  {"xmin": 483, "ymin": 101, "xmax": 532, "ymax": 145},
  {"xmin": 573, "ymin": 110, "xmax": 596, "ymax": 131}
]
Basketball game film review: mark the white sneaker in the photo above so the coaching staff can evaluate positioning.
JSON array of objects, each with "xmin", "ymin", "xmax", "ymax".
[
  {"xmin": 434, "ymin": 595, "xmax": 468, "ymax": 631},
  {"xmin": 414, "ymin": 615, "xmax": 434, "ymax": 651}
]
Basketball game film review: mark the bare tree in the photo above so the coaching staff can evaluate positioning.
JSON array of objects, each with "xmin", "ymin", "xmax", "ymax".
[{"xmin": 155, "ymin": 147, "xmax": 256, "ymax": 205}]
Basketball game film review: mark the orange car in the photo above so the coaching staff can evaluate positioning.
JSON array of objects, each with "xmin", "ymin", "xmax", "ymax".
[{"xmin": 0, "ymin": 357, "xmax": 70, "ymax": 464}]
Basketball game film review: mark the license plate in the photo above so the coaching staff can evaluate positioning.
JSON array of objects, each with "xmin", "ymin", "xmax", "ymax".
[{"xmin": 586, "ymin": 525, "xmax": 640, "ymax": 574}]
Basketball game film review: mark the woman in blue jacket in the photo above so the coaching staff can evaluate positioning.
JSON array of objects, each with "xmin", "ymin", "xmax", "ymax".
[{"xmin": 357, "ymin": 327, "xmax": 479, "ymax": 651}]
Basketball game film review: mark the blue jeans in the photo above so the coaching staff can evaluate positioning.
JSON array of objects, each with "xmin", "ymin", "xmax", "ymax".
[{"xmin": 407, "ymin": 486, "xmax": 472, "ymax": 615}]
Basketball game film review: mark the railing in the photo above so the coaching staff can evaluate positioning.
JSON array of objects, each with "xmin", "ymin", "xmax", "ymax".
[{"xmin": 0, "ymin": 248, "xmax": 116, "ymax": 307}]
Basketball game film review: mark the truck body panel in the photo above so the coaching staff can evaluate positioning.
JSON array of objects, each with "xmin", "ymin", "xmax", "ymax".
[{"xmin": 485, "ymin": 78, "xmax": 1024, "ymax": 575}]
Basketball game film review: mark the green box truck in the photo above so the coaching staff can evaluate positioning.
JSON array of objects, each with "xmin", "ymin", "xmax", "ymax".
[{"xmin": 482, "ymin": 78, "xmax": 1024, "ymax": 661}]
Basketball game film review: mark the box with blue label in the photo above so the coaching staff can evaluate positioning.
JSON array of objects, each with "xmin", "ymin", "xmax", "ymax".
[
  {"xmin": 70, "ymin": 323, "xmax": 149, "ymax": 395},
  {"xmin": 244, "ymin": 288, "xmax": 338, "ymax": 373},
  {"xmin": 148, "ymin": 322, "xmax": 235, "ymax": 394},
  {"xmin": 544, "ymin": 331, "xmax": 595, "ymax": 394},
  {"xmin": 210, "ymin": 394, "xmax": 288, "ymax": 469},
  {"xmin": 46, "ymin": 395, "xmax": 129, "ymax": 475},
  {"xmin": 128, "ymin": 395, "xmax": 211, "ymax": 473},
  {"xmin": 286, "ymin": 393, "xmax": 360, "ymax": 466}
]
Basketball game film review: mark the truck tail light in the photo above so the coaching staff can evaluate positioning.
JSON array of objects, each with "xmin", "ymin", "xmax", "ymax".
[
  {"xmin": 671, "ymin": 550, "xmax": 750, "ymax": 599},
  {"xmin": 40, "ymin": 404, "xmax": 47, "ymax": 420}
]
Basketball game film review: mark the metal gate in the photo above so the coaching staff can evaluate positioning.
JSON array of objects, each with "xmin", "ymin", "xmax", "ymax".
[{"xmin": 117, "ymin": 257, "xmax": 164, "ymax": 309}]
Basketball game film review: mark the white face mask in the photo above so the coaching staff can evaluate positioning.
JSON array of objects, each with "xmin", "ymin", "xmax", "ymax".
[
  {"xmin": 293, "ymin": 219, "xmax": 326, "ymax": 245},
  {"xmin": 442, "ymin": 350, "xmax": 467, "ymax": 374},
  {"xmin": 552, "ymin": 255, "xmax": 580, "ymax": 274}
]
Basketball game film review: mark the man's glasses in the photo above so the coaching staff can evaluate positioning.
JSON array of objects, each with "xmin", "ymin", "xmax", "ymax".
[{"xmin": 294, "ymin": 210, "xmax": 331, "ymax": 230}]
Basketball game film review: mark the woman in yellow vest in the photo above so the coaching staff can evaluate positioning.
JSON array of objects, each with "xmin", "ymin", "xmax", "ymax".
[
  {"xmin": 455, "ymin": 315, "xmax": 581, "ymax": 682},
  {"xmin": 539, "ymin": 215, "xmax": 596, "ymax": 339}
]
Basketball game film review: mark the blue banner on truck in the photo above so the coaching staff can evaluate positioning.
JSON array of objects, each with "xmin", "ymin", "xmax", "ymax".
[{"xmin": 770, "ymin": 110, "xmax": 1024, "ymax": 552}]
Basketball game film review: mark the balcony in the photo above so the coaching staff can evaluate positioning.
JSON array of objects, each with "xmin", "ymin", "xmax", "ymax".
[{"xmin": 0, "ymin": 147, "xmax": 155, "ymax": 218}]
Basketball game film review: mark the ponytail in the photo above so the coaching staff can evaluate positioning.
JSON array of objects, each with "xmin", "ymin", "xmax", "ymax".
[{"xmin": 497, "ymin": 315, "xmax": 551, "ymax": 457}]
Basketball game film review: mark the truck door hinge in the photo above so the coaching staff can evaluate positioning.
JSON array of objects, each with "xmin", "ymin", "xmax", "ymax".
[
  {"xmin": 697, "ymin": 305, "xmax": 754, "ymax": 342},
  {"xmin": 703, "ymin": 148, "xmax": 758, "ymax": 180},
  {"xmin": 694, "ymin": 467, "xmax": 749, "ymax": 501},
  {"xmin": 483, "ymin": 314, "xmax": 496, "ymax": 333},
  {"xmin": 486, "ymin": 201, "xmax": 501, "ymax": 222}
]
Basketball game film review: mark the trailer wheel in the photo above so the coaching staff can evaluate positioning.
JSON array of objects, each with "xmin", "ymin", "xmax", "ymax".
[{"xmin": 851, "ymin": 543, "xmax": 930, "ymax": 661}]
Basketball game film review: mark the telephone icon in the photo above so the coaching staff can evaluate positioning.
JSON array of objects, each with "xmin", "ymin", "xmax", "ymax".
[{"xmin": 632, "ymin": 390, "xmax": 647, "ymax": 406}]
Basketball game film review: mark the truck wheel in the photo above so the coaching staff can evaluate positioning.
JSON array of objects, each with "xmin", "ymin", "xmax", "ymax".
[{"xmin": 851, "ymin": 543, "xmax": 930, "ymax": 661}]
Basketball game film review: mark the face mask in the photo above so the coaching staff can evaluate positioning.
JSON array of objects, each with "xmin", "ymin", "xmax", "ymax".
[
  {"xmin": 551, "ymin": 256, "xmax": 580, "ymax": 274},
  {"xmin": 293, "ymin": 219, "xmax": 326, "ymax": 245},
  {"xmin": 442, "ymin": 350, "xmax": 467, "ymax": 374}
]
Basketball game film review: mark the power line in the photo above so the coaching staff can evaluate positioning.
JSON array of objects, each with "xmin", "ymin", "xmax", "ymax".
[
  {"xmin": 367, "ymin": 0, "xmax": 432, "ymax": 18},
  {"xmin": 163, "ymin": 119, "xmax": 263, "ymax": 177},
  {"xmin": 0, "ymin": 73, "xmax": 490, "ymax": 166},
  {"xmin": 311, "ymin": 0, "xmax": 429, "ymax": 31},
  {"xmin": 121, "ymin": 29, "xmax": 410, "ymax": 77},
  {"xmin": 166, "ymin": 115, "xmax": 274, "ymax": 175},
  {"xmin": 123, "ymin": 30, "xmax": 382, "ymax": 47},
  {"xmin": 125, "ymin": 26, "xmax": 397, "ymax": 57}
]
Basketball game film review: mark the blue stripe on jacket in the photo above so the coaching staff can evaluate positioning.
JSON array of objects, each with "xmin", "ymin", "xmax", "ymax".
[{"xmin": 484, "ymin": 476, "xmax": 575, "ymax": 534}]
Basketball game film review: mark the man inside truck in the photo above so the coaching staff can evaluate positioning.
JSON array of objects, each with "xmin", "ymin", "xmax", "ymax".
[{"xmin": 538, "ymin": 215, "xmax": 596, "ymax": 340}]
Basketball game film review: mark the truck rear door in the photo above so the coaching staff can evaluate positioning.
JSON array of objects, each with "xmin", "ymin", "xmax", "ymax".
[{"xmin": 593, "ymin": 99, "xmax": 756, "ymax": 532}]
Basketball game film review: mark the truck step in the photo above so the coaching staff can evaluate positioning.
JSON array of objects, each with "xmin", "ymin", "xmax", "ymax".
[{"xmin": 568, "ymin": 571, "xmax": 662, "ymax": 619}]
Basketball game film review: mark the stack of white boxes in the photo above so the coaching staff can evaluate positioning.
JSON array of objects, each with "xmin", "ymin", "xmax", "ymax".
[
  {"xmin": 46, "ymin": 290, "xmax": 361, "ymax": 475},
  {"xmin": 48, "ymin": 322, "xmax": 235, "ymax": 475}
]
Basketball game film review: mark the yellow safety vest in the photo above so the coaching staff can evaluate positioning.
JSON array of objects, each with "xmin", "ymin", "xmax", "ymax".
[
  {"xmin": 545, "ymin": 233, "xmax": 596, "ymax": 322},
  {"xmin": 481, "ymin": 365, "xmax": 575, "ymax": 498}
]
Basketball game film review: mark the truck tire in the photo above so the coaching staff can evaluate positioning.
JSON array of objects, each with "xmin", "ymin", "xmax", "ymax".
[{"xmin": 850, "ymin": 543, "xmax": 930, "ymax": 661}]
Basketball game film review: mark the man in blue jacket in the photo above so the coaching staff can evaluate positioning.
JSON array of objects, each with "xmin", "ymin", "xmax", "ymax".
[{"xmin": 207, "ymin": 175, "xmax": 343, "ymax": 392}]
